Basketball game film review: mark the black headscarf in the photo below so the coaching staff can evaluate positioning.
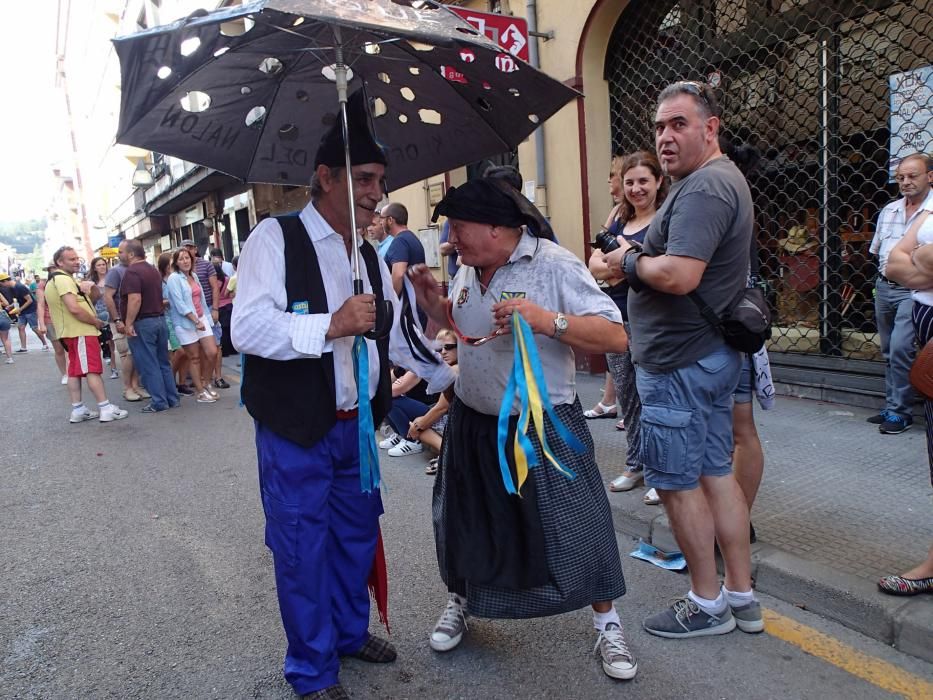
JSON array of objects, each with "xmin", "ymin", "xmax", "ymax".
[
  {"xmin": 431, "ymin": 177, "xmax": 555, "ymax": 241},
  {"xmin": 314, "ymin": 89, "xmax": 387, "ymax": 169}
]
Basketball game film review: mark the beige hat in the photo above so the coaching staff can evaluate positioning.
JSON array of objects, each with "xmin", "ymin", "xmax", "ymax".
[{"xmin": 779, "ymin": 225, "xmax": 819, "ymax": 254}]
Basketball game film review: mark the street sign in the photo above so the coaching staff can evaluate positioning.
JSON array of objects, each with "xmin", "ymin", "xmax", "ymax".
[
  {"xmin": 448, "ymin": 7, "xmax": 529, "ymax": 62},
  {"xmin": 100, "ymin": 247, "xmax": 120, "ymax": 259}
]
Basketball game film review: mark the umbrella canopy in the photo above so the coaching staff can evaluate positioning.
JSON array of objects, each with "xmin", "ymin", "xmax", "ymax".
[{"xmin": 113, "ymin": 0, "xmax": 579, "ymax": 189}]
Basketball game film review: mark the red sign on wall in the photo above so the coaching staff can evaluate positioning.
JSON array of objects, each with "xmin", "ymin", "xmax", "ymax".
[{"xmin": 448, "ymin": 7, "xmax": 530, "ymax": 63}]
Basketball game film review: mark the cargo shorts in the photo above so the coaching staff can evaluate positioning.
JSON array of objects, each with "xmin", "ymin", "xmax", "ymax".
[{"xmin": 635, "ymin": 345, "xmax": 742, "ymax": 491}]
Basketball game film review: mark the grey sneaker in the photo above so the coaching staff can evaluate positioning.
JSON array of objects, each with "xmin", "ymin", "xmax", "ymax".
[
  {"xmin": 730, "ymin": 599, "xmax": 764, "ymax": 633},
  {"xmin": 594, "ymin": 622, "xmax": 637, "ymax": 680},
  {"xmin": 643, "ymin": 596, "xmax": 736, "ymax": 639},
  {"xmin": 429, "ymin": 594, "xmax": 468, "ymax": 652}
]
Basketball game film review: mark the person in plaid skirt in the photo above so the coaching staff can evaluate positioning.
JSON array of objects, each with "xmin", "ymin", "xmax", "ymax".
[{"xmin": 409, "ymin": 178, "xmax": 638, "ymax": 681}]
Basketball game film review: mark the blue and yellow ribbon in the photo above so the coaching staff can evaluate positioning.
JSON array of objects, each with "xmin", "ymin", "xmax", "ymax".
[
  {"xmin": 497, "ymin": 312, "xmax": 585, "ymax": 495},
  {"xmin": 353, "ymin": 335, "xmax": 381, "ymax": 493}
]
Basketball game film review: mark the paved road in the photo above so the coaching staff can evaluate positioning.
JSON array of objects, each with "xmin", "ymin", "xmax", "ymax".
[{"xmin": 2, "ymin": 348, "xmax": 931, "ymax": 699}]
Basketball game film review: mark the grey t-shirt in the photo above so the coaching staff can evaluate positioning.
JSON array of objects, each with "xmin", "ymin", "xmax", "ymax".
[
  {"xmin": 104, "ymin": 263, "xmax": 127, "ymax": 317},
  {"xmin": 450, "ymin": 232, "xmax": 622, "ymax": 415},
  {"xmin": 628, "ymin": 156, "xmax": 753, "ymax": 372}
]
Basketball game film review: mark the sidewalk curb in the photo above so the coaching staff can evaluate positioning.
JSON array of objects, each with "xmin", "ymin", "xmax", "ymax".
[{"xmin": 609, "ymin": 502, "xmax": 933, "ymax": 664}]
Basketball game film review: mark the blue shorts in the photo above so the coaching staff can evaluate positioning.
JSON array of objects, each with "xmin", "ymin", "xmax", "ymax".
[
  {"xmin": 733, "ymin": 354, "xmax": 754, "ymax": 404},
  {"xmin": 212, "ymin": 321, "xmax": 222, "ymax": 344},
  {"xmin": 0, "ymin": 313, "xmax": 10, "ymax": 332},
  {"xmin": 636, "ymin": 345, "xmax": 742, "ymax": 491},
  {"xmin": 18, "ymin": 310, "xmax": 38, "ymax": 329}
]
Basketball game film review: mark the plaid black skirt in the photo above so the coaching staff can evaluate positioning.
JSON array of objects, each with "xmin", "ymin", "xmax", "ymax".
[{"xmin": 433, "ymin": 396, "xmax": 626, "ymax": 619}]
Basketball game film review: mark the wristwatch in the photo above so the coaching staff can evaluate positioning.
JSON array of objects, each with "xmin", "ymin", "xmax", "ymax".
[{"xmin": 552, "ymin": 312, "xmax": 569, "ymax": 339}]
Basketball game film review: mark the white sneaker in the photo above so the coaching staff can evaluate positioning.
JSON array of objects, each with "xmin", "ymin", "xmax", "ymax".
[
  {"xmin": 378, "ymin": 433, "xmax": 401, "ymax": 449},
  {"xmin": 99, "ymin": 404, "xmax": 128, "ymax": 422},
  {"xmin": 4, "ymin": 358, "xmax": 13, "ymax": 365},
  {"xmin": 388, "ymin": 439, "xmax": 422, "ymax": 456},
  {"xmin": 430, "ymin": 594, "xmax": 468, "ymax": 652},
  {"xmin": 110, "ymin": 368, "xmax": 119, "ymax": 379},
  {"xmin": 61, "ymin": 374, "xmax": 68, "ymax": 385},
  {"xmin": 69, "ymin": 406, "xmax": 99, "ymax": 423},
  {"xmin": 595, "ymin": 622, "xmax": 637, "ymax": 680}
]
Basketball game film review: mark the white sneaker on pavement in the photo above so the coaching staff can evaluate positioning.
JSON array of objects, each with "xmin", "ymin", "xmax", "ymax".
[
  {"xmin": 430, "ymin": 594, "xmax": 468, "ymax": 652},
  {"xmin": 378, "ymin": 433, "xmax": 401, "ymax": 449},
  {"xmin": 5, "ymin": 358, "xmax": 13, "ymax": 365},
  {"xmin": 69, "ymin": 406, "xmax": 100, "ymax": 423},
  {"xmin": 388, "ymin": 439, "xmax": 422, "ymax": 457},
  {"xmin": 99, "ymin": 403, "xmax": 129, "ymax": 422},
  {"xmin": 595, "ymin": 622, "xmax": 637, "ymax": 680},
  {"xmin": 110, "ymin": 368, "xmax": 120, "ymax": 379}
]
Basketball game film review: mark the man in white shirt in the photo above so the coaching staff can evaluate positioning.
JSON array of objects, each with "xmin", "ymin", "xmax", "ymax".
[
  {"xmin": 868, "ymin": 152, "xmax": 933, "ymax": 434},
  {"xmin": 231, "ymin": 97, "xmax": 454, "ymax": 700}
]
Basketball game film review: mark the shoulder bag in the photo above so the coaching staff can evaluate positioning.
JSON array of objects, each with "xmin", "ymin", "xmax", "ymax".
[{"xmin": 660, "ymin": 180, "xmax": 772, "ymax": 354}]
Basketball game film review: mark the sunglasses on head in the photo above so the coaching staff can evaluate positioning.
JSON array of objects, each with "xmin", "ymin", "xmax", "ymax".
[{"xmin": 671, "ymin": 80, "xmax": 716, "ymax": 114}]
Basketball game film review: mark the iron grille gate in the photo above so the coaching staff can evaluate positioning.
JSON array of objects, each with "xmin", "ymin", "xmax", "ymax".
[{"xmin": 605, "ymin": 0, "xmax": 933, "ymax": 368}]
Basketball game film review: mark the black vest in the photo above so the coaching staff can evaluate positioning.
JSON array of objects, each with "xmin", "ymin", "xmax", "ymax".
[{"xmin": 241, "ymin": 216, "xmax": 392, "ymax": 448}]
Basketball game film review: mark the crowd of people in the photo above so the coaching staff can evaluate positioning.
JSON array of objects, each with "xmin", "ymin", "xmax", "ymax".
[
  {"xmin": 6, "ymin": 75, "xmax": 929, "ymax": 700},
  {"xmin": 222, "ymin": 79, "xmax": 933, "ymax": 700},
  {"xmin": 7, "ymin": 238, "xmax": 239, "ymax": 421}
]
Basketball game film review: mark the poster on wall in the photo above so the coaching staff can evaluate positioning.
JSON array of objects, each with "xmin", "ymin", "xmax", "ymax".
[{"xmin": 889, "ymin": 65, "xmax": 933, "ymax": 179}]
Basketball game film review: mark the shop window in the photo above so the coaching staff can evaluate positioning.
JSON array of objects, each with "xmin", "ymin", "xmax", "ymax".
[{"xmin": 605, "ymin": 0, "xmax": 933, "ymax": 361}]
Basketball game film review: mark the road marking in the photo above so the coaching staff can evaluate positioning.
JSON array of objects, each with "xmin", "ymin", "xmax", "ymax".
[{"xmin": 763, "ymin": 609, "xmax": 933, "ymax": 700}]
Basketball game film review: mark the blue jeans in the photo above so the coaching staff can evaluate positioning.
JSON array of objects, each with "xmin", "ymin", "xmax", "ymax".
[
  {"xmin": 386, "ymin": 395, "xmax": 431, "ymax": 437},
  {"xmin": 636, "ymin": 345, "xmax": 742, "ymax": 491},
  {"xmin": 127, "ymin": 316, "xmax": 178, "ymax": 410},
  {"xmin": 875, "ymin": 278, "xmax": 917, "ymax": 419}
]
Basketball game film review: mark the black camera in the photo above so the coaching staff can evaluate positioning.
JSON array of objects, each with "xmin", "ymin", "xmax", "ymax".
[{"xmin": 593, "ymin": 228, "xmax": 620, "ymax": 253}]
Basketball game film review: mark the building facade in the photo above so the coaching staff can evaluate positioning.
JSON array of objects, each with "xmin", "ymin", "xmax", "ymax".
[{"xmin": 59, "ymin": 0, "xmax": 933, "ymax": 402}]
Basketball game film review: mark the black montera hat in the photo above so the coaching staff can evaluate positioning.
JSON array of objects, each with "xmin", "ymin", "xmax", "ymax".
[
  {"xmin": 432, "ymin": 178, "xmax": 555, "ymax": 241},
  {"xmin": 314, "ymin": 89, "xmax": 387, "ymax": 169}
]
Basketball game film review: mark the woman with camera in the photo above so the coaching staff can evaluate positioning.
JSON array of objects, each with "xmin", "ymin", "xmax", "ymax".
[{"xmin": 588, "ymin": 151, "xmax": 667, "ymax": 501}]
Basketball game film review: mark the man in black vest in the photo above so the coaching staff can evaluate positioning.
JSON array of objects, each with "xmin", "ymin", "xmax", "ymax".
[{"xmin": 231, "ymin": 97, "xmax": 455, "ymax": 700}]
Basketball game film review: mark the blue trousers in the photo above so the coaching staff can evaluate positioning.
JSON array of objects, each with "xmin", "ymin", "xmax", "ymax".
[
  {"xmin": 875, "ymin": 278, "xmax": 917, "ymax": 419},
  {"xmin": 255, "ymin": 419, "xmax": 384, "ymax": 695},
  {"xmin": 386, "ymin": 395, "xmax": 431, "ymax": 437}
]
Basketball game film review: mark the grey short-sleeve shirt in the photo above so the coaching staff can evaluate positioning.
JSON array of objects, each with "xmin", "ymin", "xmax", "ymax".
[
  {"xmin": 450, "ymin": 232, "xmax": 622, "ymax": 415},
  {"xmin": 627, "ymin": 156, "xmax": 753, "ymax": 372}
]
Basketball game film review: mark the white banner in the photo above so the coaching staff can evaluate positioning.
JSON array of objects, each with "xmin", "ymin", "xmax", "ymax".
[{"xmin": 889, "ymin": 65, "xmax": 933, "ymax": 179}]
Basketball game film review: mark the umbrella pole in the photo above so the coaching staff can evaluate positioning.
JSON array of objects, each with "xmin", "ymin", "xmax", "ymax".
[{"xmin": 333, "ymin": 30, "xmax": 365, "ymax": 296}]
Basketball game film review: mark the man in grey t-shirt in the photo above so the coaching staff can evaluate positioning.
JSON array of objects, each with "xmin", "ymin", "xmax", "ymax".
[
  {"xmin": 604, "ymin": 81, "xmax": 760, "ymax": 639},
  {"xmin": 104, "ymin": 242, "xmax": 146, "ymax": 402}
]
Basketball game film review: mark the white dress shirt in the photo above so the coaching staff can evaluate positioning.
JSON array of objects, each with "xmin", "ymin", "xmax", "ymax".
[
  {"xmin": 870, "ymin": 189, "xmax": 933, "ymax": 276},
  {"xmin": 232, "ymin": 201, "xmax": 455, "ymax": 411}
]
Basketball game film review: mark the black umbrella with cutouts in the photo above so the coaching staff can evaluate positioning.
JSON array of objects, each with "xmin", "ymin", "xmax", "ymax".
[{"xmin": 113, "ymin": 0, "xmax": 578, "ymax": 191}]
